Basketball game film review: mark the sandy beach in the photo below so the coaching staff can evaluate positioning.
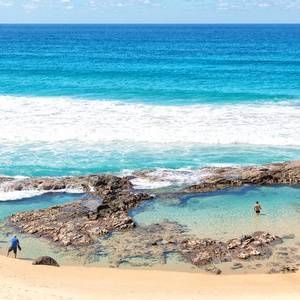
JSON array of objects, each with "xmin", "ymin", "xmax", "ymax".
[{"xmin": 0, "ymin": 255, "xmax": 299, "ymax": 300}]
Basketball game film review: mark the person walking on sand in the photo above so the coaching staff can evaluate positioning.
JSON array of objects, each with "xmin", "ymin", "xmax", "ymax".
[
  {"xmin": 7, "ymin": 235, "xmax": 20, "ymax": 258},
  {"xmin": 254, "ymin": 201, "xmax": 262, "ymax": 214}
]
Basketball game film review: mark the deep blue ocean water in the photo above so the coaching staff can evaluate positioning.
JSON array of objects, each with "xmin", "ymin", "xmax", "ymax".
[{"xmin": 0, "ymin": 24, "xmax": 299, "ymax": 190}]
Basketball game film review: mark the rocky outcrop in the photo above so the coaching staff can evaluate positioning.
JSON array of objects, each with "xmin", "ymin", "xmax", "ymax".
[
  {"xmin": 0, "ymin": 174, "xmax": 132, "ymax": 196},
  {"xmin": 32, "ymin": 256, "xmax": 60, "ymax": 267},
  {"xmin": 183, "ymin": 160, "xmax": 300, "ymax": 193},
  {"xmin": 131, "ymin": 160, "xmax": 300, "ymax": 193},
  {"xmin": 9, "ymin": 189, "xmax": 152, "ymax": 246},
  {"xmin": 268, "ymin": 266, "xmax": 298, "ymax": 274},
  {"xmin": 180, "ymin": 232, "xmax": 280, "ymax": 267}
]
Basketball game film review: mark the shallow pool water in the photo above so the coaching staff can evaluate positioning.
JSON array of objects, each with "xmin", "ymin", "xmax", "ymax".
[
  {"xmin": 0, "ymin": 192, "xmax": 85, "ymax": 221},
  {"xmin": 129, "ymin": 186, "xmax": 300, "ymax": 242},
  {"xmin": 0, "ymin": 193, "xmax": 85, "ymax": 262},
  {"xmin": 0, "ymin": 186, "xmax": 299, "ymax": 274}
]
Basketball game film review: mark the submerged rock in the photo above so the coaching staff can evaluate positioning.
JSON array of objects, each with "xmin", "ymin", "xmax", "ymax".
[
  {"xmin": 180, "ymin": 232, "xmax": 281, "ymax": 267},
  {"xmin": 268, "ymin": 266, "xmax": 298, "ymax": 274},
  {"xmin": 206, "ymin": 266, "xmax": 222, "ymax": 275}
]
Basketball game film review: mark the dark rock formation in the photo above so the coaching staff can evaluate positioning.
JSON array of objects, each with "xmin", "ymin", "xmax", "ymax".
[
  {"xmin": 180, "ymin": 232, "xmax": 280, "ymax": 267},
  {"xmin": 268, "ymin": 266, "xmax": 298, "ymax": 274},
  {"xmin": 0, "ymin": 174, "xmax": 132, "ymax": 196},
  {"xmin": 9, "ymin": 184, "xmax": 152, "ymax": 246},
  {"xmin": 183, "ymin": 160, "xmax": 300, "ymax": 193},
  {"xmin": 32, "ymin": 256, "xmax": 60, "ymax": 267}
]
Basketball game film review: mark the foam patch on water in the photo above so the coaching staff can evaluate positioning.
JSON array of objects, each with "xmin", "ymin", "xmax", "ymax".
[
  {"xmin": 0, "ymin": 188, "xmax": 84, "ymax": 201},
  {"xmin": 0, "ymin": 95, "xmax": 300, "ymax": 146},
  {"xmin": 129, "ymin": 168, "xmax": 207, "ymax": 190},
  {"xmin": 0, "ymin": 176, "xmax": 84, "ymax": 201}
]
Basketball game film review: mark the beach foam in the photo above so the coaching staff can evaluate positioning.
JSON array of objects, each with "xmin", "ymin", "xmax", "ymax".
[
  {"xmin": 0, "ymin": 95, "xmax": 299, "ymax": 146},
  {"xmin": 128, "ymin": 168, "xmax": 207, "ymax": 190},
  {"xmin": 0, "ymin": 176, "xmax": 84, "ymax": 201}
]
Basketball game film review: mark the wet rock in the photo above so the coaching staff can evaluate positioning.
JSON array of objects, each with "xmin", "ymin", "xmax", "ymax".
[
  {"xmin": 32, "ymin": 256, "xmax": 60, "ymax": 267},
  {"xmin": 277, "ymin": 252, "xmax": 289, "ymax": 256},
  {"xmin": 250, "ymin": 249, "xmax": 261, "ymax": 256},
  {"xmin": 268, "ymin": 266, "xmax": 298, "ymax": 274},
  {"xmin": 282, "ymin": 234, "xmax": 295, "ymax": 240},
  {"xmin": 206, "ymin": 267, "xmax": 222, "ymax": 275},
  {"xmin": 0, "ymin": 174, "xmax": 132, "ymax": 196},
  {"xmin": 231, "ymin": 263, "xmax": 243, "ymax": 270},
  {"xmin": 180, "ymin": 232, "xmax": 281, "ymax": 267},
  {"xmin": 182, "ymin": 160, "xmax": 300, "ymax": 193},
  {"xmin": 237, "ymin": 252, "xmax": 250, "ymax": 259},
  {"xmin": 8, "ymin": 186, "xmax": 152, "ymax": 246},
  {"xmin": 192, "ymin": 252, "xmax": 212, "ymax": 265}
]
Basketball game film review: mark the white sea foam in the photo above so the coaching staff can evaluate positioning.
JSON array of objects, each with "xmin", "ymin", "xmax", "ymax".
[
  {"xmin": 0, "ymin": 189, "xmax": 84, "ymax": 201},
  {"xmin": 0, "ymin": 95, "xmax": 300, "ymax": 146},
  {"xmin": 129, "ymin": 168, "xmax": 207, "ymax": 190},
  {"xmin": 0, "ymin": 176, "xmax": 84, "ymax": 201}
]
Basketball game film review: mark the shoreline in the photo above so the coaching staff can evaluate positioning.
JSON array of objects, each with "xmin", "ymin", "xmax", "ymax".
[{"xmin": 0, "ymin": 255, "xmax": 299, "ymax": 300}]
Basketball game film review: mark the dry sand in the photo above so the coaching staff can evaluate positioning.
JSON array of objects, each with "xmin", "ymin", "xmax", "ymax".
[{"xmin": 0, "ymin": 255, "xmax": 299, "ymax": 300}]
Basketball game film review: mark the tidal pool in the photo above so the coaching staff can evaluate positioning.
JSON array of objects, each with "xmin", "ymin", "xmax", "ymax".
[
  {"xmin": 129, "ymin": 186, "xmax": 300, "ymax": 242},
  {"xmin": 0, "ymin": 193, "xmax": 84, "ymax": 262},
  {"xmin": 0, "ymin": 186, "xmax": 299, "ymax": 274}
]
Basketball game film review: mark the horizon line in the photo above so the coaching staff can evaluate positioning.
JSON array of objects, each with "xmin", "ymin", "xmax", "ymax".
[{"xmin": 0, "ymin": 22, "xmax": 300, "ymax": 25}]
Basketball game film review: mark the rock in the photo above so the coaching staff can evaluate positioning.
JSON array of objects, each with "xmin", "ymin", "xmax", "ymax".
[
  {"xmin": 237, "ymin": 252, "xmax": 250, "ymax": 259},
  {"xmin": 237, "ymin": 235, "xmax": 252, "ymax": 243},
  {"xmin": 282, "ymin": 234, "xmax": 295, "ymax": 239},
  {"xmin": 231, "ymin": 263, "xmax": 243, "ymax": 270},
  {"xmin": 192, "ymin": 252, "xmax": 212, "ymax": 265},
  {"xmin": 250, "ymin": 250, "xmax": 261, "ymax": 256},
  {"xmin": 268, "ymin": 266, "xmax": 298, "ymax": 274},
  {"xmin": 279, "ymin": 266, "xmax": 298, "ymax": 273},
  {"xmin": 206, "ymin": 267, "xmax": 222, "ymax": 275},
  {"xmin": 182, "ymin": 160, "xmax": 300, "ymax": 193},
  {"xmin": 8, "ymin": 184, "xmax": 152, "ymax": 246},
  {"xmin": 180, "ymin": 231, "xmax": 281, "ymax": 268},
  {"xmin": 32, "ymin": 256, "xmax": 60, "ymax": 267}
]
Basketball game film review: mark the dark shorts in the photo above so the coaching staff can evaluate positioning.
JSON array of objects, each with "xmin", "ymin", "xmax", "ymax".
[
  {"xmin": 255, "ymin": 210, "xmax": 260, "ymax": 214},
  {"xmin": 8, "ymin": 246, "xmax": 17, "ymax": 254}
]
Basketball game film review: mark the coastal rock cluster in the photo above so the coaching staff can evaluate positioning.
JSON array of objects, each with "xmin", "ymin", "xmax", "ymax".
[
  {"xmin": 183, "ymin": 160, "xmax": 300, "ymax": 193},
  {"xmin": 8, "ymin": 175, "xmax": 152, "ymax": 246},
  {"xmin": 180, "ymin": 232, "xmax": 281, "ymax": 266},
  {"xmin": 1, "ymin": 160, "xmax": 300, "ymax": 274},
  {"xmin": 0, "ymin": 174, "xmax": 132, "ymax": 195}
]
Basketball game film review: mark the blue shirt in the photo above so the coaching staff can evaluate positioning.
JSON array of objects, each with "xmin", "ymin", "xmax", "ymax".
[{"xmin": 10, "ymin": 237, "xmax": 19, "ymax": 248}]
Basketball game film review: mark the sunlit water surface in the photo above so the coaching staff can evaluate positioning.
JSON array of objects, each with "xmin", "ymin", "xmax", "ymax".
[{"xmin": 0, "ymin": 186, "xmax": 299, "ymax": 274}]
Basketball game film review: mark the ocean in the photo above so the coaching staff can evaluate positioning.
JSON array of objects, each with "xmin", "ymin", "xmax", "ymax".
[
  {"xmin": 0, "ymin": 24, "xmax": 299, "ymax": 271},
  {"xmin": 0, "ymin": 24, "xmax": 299, "ymax": 184}
]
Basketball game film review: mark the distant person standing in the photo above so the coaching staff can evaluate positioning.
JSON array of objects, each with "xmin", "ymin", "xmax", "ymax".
[
  {"xmin": 254, "ymin": 201, "xmax": 262, "ymax": 214},
  {"xmin": 7, "ymin": 235, "xmax": 20, "ymax": 258}
]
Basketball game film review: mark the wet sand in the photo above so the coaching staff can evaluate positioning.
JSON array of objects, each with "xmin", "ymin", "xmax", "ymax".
[{"xmin": 0, "ymin": 255, "xmax": 299, "ymax": 300}]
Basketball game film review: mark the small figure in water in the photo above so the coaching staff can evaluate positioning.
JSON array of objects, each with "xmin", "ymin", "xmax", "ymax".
[
  {"xmin": 7, "ymin": 235, "xmax": 20, "ymax": 258},
  {"xmin": 254, "ymin": 201, "xmax": 262, "ymax": 214}
]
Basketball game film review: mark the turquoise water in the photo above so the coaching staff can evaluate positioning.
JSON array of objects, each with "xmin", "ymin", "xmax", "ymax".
[
  {"xmin": 0, "ymin": 193, "xmax": 84, "ymax": 221},
  {"xmin": 0, "ymin": 24, "xmax": 299, "ymax": 182},
  {"xmin": 0, "ymin": 25, "xmax": 299, "ymax": 270},
  {"xmin": 130, "ymin": 186, "xmax": 300, "ymax": 241}
]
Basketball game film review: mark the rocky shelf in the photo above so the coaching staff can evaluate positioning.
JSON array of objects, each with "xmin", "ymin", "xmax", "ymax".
[
  {"xmin": 6, "ymin": 174, "xmax": 152, "ymax": 246},
  {"xmin": 181, "ymin": 232, "xmax": 281, "ymax": 266},
  {"xmin": 2, "ymin": 159, "xmax": 300, "ymax": 251},
  {"xmin": 182, "ymin": 159, "xmax": 300, "ymax": 193}
]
